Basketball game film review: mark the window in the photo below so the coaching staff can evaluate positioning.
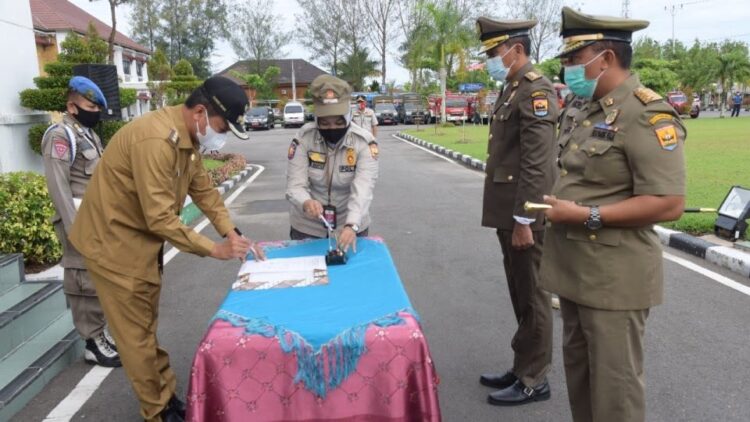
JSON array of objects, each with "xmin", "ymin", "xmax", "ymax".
[
  {"xmin": 123, "ymin": 58, "xmax": 132, "ymax": 81},
  {"xmin": 136, "ymin": 61, "xmax": 143, "ymax": 81}
]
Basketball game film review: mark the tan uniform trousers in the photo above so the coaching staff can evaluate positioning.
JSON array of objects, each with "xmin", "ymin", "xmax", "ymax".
[
  {"xmin": 559, "ymin": 297, "xmax": 649, "ymax": 422},
  {"xmin": 496, "ymin": 230, "xmax": 552, "ymax": 387},
  {"xmin": 63, "ymin": 268, "xmax": 106, "ymax": 340},
  {"xmin": 86, "ymin": 259, "xmax": 176, "ymax": 422}
]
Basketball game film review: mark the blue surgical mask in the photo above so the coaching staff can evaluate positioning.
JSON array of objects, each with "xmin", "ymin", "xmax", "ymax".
[
  {"xmin": 486, "ymin": 49, "xmax": 515, "ymax": 81},
  {"xmin": 563, "ymin": 51, "xmax": 607, "ymax": 98}
]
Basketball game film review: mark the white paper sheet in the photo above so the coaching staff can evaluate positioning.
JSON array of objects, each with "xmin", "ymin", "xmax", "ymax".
[{"xmin": 232, "ymin": 256, "xmax": 329, "ymax": 290}]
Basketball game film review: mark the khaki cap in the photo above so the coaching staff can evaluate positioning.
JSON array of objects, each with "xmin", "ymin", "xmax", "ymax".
[
  {"xmin": 476, "ymin": 17, "xmax": 537, "ymax": 53},
  {"xmin": 558, "ymin": 6, "xmax": 649, "ymax": 57},
  {"xmin": 310, "ymin": 75, "xmax": 352, "ymax": 117}
]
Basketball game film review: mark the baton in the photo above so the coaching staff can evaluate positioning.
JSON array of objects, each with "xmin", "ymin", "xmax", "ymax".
[
  {"xmin": 683, "ymin": 208, "xmax": 717, "ymax": 213},
  {"xmin": 524, "ymin": 201, "xmax": 553, "ymax": 211}
]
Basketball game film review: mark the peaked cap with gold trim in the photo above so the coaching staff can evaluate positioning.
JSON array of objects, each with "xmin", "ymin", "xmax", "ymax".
[
  {"xmin": 476, "ymin": 17, "xmax": 537, "ymax": 54},
  {"xmin": 557, "ymin": 6, "xmax": 649, "ymax": 57}
]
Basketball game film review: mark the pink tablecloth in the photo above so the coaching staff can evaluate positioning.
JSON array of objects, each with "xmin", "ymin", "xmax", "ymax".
[{"xmin": 186, "ymin": 313, "xmax": 441, "ymax": 422}]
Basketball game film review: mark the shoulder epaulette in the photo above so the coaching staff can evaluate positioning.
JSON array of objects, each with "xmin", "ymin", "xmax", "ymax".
[
  {"xmin": 634, "ymin": 87, "xmax": 662, "ymax": 105},
  {"xmin": 167, "ymin": 129, "xmax": 179, "ymax": 144},
  {"xmin": 524, "ymin": 71, "xmax": 542, "ymax": 81}
]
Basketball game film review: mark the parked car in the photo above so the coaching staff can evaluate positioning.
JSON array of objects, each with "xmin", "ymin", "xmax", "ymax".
[
  {"xmin": 666, "ymin": 91, "xmax": 689, "ymax": 115},
  {"xmin": 689, "ymin": 94, "xmax": 700, "ymax": 119},
  {"xmin": 245, "ymin": 106, "xmax": 275, "ymax": 130},
  {"xmin": 399, "ymin": 101, "xmax": 427, "ymax": 124},
  {"xmin": 283, "ymin": 102, "xmax": 305, "ymax": 128},
  {"xmin": 374, "ymin": 102, "xmax": 399, "ymax": 125}
]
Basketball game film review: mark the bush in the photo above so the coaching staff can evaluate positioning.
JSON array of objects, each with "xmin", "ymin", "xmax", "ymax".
[
  {"xmin": 0, "ymin": 172, "xmax": 62, "ymax": 265},
  {"xmin": 204, "ymin": 153, "xmax": 247, "ymax": 186},
  {"xmin": 19, "ymin": 88, "xmax": 67, "ymax": 112},
  {"xmin": 44, "ymin": 62, "xmax": 74, "ymax": 77},
  {"xmin": 119, "ymin": 88, "xmax": 137, "ymax": 108},
  {"xmin": 33, "ymin": 75, "xmax": 71, "ymax": 90},
  {"xmin": 27, "ymin": 120, "xmax": 128, "ymax": 155}
]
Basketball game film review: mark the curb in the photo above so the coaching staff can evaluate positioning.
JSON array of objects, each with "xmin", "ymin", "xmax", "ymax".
[
  {"xmin": 395, "ymin": 132, "xmax": 750, "ymax": 279},
  {"xmin": 26, "ymin": 165, "xmax": 257, "ymax": 282}
]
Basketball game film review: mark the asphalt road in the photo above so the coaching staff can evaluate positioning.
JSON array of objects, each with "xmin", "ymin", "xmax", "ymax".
[{"xmin": 14, "ymin": 123, "xmax": 750, "ymax": 422}]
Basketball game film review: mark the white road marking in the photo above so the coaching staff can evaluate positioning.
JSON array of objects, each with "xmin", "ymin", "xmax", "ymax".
[
  {"xmin": 663, "ymin": 251, "xmax": 750, "ymax": 297},
  {"xmin": 43, "ymin": 164, "xmax": 265, "ymax": 422},
  {"xmin": 395, "ymin": 132, "xmax": 750, "ymax": 298}
]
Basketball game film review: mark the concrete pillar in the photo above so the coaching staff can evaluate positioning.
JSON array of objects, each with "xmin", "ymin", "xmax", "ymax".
[{"xmin": 0, "ymin": 1, "xmax": 48, "ymax": 173}]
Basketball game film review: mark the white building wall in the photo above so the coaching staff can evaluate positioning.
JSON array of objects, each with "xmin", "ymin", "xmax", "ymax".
[{"xmin": 0, "ymin": 2, "xmax": 48, "ymax": 173}]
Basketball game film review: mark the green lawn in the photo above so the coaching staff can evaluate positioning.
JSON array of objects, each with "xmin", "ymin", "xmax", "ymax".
[
  {"xmin": 203, "ymin": 158, "xmax": 223, "ymax": 170},
  {"xmin": 404, "ymin": 116, "xmax": 750, "ymax": 236}
]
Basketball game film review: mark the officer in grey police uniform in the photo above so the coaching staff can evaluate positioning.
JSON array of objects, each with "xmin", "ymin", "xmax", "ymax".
[
  {"xmin": 351, "ymin": 94, "xmax": 378, "ymax": 137},
  {"xmin": 41, "ymin": 76, "xmax": 121, "ymax": 367},
  {"xmin": 286, "ymin": 75, "xmax": 379, "ymax": 253}
]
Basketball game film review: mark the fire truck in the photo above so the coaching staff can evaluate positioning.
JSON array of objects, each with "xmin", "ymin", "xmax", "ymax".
[{"xmin": 428, "ymin": 92, "xmax": 476, "ymax": 124}]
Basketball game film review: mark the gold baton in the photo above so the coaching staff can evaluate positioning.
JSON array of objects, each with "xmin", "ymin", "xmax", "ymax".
[{"xmin": 524, "ymin": 201, "xmax": 552, "ymax": 211}]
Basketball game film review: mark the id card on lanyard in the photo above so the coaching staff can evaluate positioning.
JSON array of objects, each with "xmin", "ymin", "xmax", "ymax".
[{"xmin": 323, "ymin": 147, "xmax": 338, "ymax": 229}]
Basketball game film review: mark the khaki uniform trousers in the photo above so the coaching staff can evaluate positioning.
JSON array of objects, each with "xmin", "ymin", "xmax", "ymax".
[
  {"xmin": 496, "ymin": 229, "xmax": 552, "ymax": 387},
  {"xmin": 86, "ymin": 259, "xmax": 176, "ymax": 422},
  {"xmin": 559, "ymin": 297, "xmax": 649, "ymax": 422},
  {"xmin": 63, "ymin": 268, "xmax": 107, "ymax": 340}
]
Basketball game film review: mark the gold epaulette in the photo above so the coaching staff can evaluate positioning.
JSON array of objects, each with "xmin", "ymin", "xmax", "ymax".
[
  {"xmin": 524, "ymin": 71, "xmax": 542, "ymax": 81},
  {"xmin": 634, "ymin": 87, "xmax": 662, "ymax": 105}
]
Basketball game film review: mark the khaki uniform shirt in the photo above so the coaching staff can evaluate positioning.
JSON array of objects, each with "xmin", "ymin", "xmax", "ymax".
[
  {"xmin": 540, "ymin": 74, "xmax": 687, "ymax": 310},
  {"xmin": 351, "ymin": 107, "xmax": 378, "ymax": 134},
  {"xmin": 69, "ymin": 106, "xmax": 234, "ymax": 284},
  {"xmin": 42, "ymin": 114, "xmax": 103, "ymax": 268},
  {"xmin": 286, "ymin": 122, "xmax": 379, "ymax": 238},
  {"xmin": 482, "ymin": 62, "xmax": 559, "ymax": 231}
]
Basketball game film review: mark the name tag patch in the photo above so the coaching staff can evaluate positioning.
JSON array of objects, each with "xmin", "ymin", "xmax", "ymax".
[
  {"xmin": 591, "ymin": 123, "xmax": 619, "ymax": 141},
  {"xmin": 339, "ymin": 165, "xmax": 356, "ymax": 173}
]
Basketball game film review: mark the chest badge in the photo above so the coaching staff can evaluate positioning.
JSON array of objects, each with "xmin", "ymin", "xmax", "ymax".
[
  {"xmin": 346, "ymin": 148, "xmax": 357, "ymax": 165},
  {"xmin": 190, "ymin": 153, "xmax": 195, "ymax": 162},
  {"xmin": 605, "ymin": 109, "xmax": 619, "ymax": 125}
]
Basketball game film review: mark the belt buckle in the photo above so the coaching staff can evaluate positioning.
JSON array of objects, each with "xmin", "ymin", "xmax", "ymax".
[{"xmin": 522, "ymin": 386, "xmax": 535, "ymax": 397}]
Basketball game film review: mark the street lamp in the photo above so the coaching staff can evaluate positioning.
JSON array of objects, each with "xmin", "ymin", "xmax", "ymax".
[{"xmin": 714, "ymin": 186, "xmax": 750, "ymax": 241}]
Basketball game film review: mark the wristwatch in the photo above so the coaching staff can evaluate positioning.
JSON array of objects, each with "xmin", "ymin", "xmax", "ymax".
[
  {"xmin": 345, "ymin": 223, "xmax": 360, "ymax": 233},
  {"xmin": 584, "ymin": 206, "xmax": 603, "ymax": 230}
]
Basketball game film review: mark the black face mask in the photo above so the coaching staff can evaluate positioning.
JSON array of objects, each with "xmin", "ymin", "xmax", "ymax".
[
  {"xmin": 319, "ymin": 126, "xmax": 348, "ymax": 145},
  {"xmin": 73, "ymin": 104, "xmax": 101, "ymax": 128}
]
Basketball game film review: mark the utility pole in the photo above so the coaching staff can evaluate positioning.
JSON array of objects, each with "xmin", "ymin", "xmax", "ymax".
[
  {"xmin": 291, "ymin": 59, "xmax": 297, "ymax": 102},
  {"xmin": 622, "ymin": 0, "xmax": 630, "ymax": 18},
  {"xmin": 664, "ymin": 1, "xmax": 710, "ymax": 56}
]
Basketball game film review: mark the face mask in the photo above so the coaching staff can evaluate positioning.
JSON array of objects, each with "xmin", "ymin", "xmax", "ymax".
[
  {"xmin": 319, "ymin": 126, "xmax": 348, "ymax": 145},
  {"xmin": 358, "ymin": 103, "xmax": 365, "ymax": 111},
  {"xmin": 563, "ymin": 51, "xmax": 607, "ymax": 99},
  {"xmin": 486, "ymin": 48, "xmax": 515, "ymax": 81},
  {"xmin": 73, "ymin": 104, "xmax": 101, "ymax": 128},
  {"xmin": 196, "ymin": 109, "xmax": 227, "ymax": 151}
]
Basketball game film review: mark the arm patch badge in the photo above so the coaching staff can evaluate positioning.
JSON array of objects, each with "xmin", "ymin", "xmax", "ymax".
[
  {"xmin": 532, "ymin": 96, "xmax": 549, "ymax": 117},
  {"xmin": 288, "ymin": 139, "xmax": 299, "ymax": 160},
  {"xmin": 53, "ymin": 138, "xmax": 70, "ymax": 160},
  {"xmin": 655, "ymin": 125, "xmax": 678, "ymax": 151}
]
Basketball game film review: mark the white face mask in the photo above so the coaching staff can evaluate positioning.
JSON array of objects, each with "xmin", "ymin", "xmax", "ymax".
[{"xmin": 196, "ymin": 109, "xmax": 227, "ymax": 152}]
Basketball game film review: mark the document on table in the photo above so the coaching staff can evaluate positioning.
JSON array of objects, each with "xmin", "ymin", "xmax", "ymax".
[{"xmin": 232, "ymin": 256, "xmax": 329, "ymax": 290}]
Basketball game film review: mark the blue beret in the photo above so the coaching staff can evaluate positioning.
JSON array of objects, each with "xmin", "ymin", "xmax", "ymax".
[{"xmin": 68, "ymin": 76, "xmax": 107, "ymax": 109}]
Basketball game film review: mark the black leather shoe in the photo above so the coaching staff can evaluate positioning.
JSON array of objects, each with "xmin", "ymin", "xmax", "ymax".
[
  {"xmin": 487, "ymin": 379, "xmax": 551, "ymax": 406},
  {"xmin": 169, "ymin": 395, "xmax": 186, "ymax": 418},
  {"xmin": 479, "ymin": 370, "xmax": 517, "ymax": 389},
  {"xmin": 153, "ymin": 406, "xmax": 183, "ymax": 422}
]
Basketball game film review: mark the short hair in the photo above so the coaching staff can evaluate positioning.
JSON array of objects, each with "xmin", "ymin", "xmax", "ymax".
[
  {"xmin": 591, "ymin": 41, "xmax": 633, "ymax": 69},
  {"xmin": 184, "ymin": 87, "xmax": 220, "ymax": 116},
  {"xmin": 511, "ymin": 36, "xmax": 532, "ymax": 57}
]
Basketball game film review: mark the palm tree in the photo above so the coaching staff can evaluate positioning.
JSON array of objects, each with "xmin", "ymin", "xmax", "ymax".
[
  {"xmin": 420, "ymin": 1, "xmax": 474, "ymax": 122},
  {"xmin": 338, "ymin": 47, "xmax": 380, "ymax": 92},
  {"xmin": 715, "ymin": 51, "xmax": 750, "ymax": 118}
]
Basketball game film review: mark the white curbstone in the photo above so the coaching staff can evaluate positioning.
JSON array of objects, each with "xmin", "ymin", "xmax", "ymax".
[{"xmin": 706, "ymin": 246, "xmax": 750, "ymax": 278}]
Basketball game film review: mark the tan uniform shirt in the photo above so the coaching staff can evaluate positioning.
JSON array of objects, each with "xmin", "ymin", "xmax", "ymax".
[
  {"xmin": 540, "ymin": 74, "xmax": 687, "ymax": 310},
  {"xmin": 482, "ymin": 62, "xmax": 559, "ymax": 231},
  {"xmin": 286, "ymin": 122, "xmax": 379, "ymax": 238},
  {"xmin": 351, "ymin": 107, "xmax": 378, "ymax": 134},
  {"xmin": 42, "ymin": 114, "xmax": 103, "ymax": 268},
  {"xmin": 69, "ymin": 106, "xmax": 234, "ymax": 284}
]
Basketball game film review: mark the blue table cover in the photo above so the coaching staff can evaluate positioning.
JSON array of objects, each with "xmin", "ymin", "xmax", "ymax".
[{"xmin": 213, "ymin": 238, "xmax": 417, "ymax": 397}]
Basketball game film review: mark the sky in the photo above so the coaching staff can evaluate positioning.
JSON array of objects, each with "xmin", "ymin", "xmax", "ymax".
[{"xmin": 70, "ymin": 0, "xmax": 750, "ymax": 84}]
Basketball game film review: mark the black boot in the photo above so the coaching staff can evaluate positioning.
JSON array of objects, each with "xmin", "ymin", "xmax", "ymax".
[
  {"xmin": 169, "ymin": 395, "xmax": 186, "ymax": 418},
  {"xmin": 153, "ymin": 406, "xmax": 183, "ymax": 422}
]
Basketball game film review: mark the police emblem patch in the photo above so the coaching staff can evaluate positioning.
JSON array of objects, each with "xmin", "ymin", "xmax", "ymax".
[
  {"xmin": 533, "ymin": 97, "xmax": 549, "ymax": 117},
  {"xmin": 288, "ymin": 139, "xmax": 299, "ymax": 160},
  {"xmin": 368, "ymin": 142, "xmax": 379, "ymax": 160},
  {"xmin": 655, "ymin": 125, "xmax": 678, "ymax": 150},
  {"xmin": 53, "ymin": 139, "xmax": 69, "ymax": 159},
  {"xmin": 346, "ymin": 148, "xmax": 356, "ymax": 165}
]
